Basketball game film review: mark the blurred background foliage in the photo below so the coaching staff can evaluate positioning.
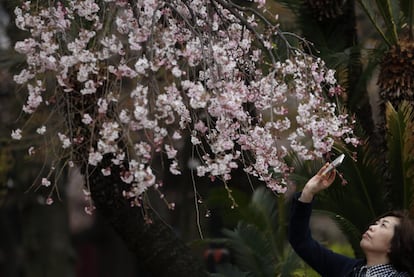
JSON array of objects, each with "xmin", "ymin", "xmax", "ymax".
[{"xmin": 1, "ymin": 0, "xmax": 413, "ymax": 276}]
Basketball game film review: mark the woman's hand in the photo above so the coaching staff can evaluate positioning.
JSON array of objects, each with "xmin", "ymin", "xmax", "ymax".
[{"xmin": 298, "ymin": 163, "xmax": 337, "ymax": 203}]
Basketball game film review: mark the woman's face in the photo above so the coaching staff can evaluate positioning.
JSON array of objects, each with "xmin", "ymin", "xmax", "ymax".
[{"xmin": 360, "ymin": 216, "xmax": 400, "ymax": 255}]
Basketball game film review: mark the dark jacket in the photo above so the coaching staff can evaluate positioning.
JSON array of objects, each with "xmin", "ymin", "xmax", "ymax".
[{"xmin": 288, "ymin": 192, "xmax": 364, "ymax": 276}]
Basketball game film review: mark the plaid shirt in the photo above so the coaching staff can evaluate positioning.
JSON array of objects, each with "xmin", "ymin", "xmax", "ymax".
[{"xmin": 353, "ymin": 264, "xmax": 409, "ymax": 276}]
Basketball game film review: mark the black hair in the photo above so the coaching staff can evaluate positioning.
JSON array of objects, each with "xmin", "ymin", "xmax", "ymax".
[{"xmin": 381, "ymin": 210, "xmax": 414, "ymax": 276}]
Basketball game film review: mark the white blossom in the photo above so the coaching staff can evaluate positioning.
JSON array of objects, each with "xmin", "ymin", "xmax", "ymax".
[
  {"xmin": 41, "ymin": 178, "xmax": 51, "ymax": 187},
  {"xmin": 12, "ymin": 0, "xmax": 359, "ymax": 200},
  {"xmin": 11, "ymin": 129, "xmax": 22, "ymax": 140}
]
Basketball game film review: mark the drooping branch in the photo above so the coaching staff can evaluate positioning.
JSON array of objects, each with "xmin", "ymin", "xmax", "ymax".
[
  {"xmin": 86, "ymin": 156, "xmax": 208, "ymax": 276},
  {"xmin": 64, "ymin": 84, "xmax": 208, "ymax": 276},
  {"xmin": 11, "ymin": 1, "xmax": 361, "ymax": 274}
]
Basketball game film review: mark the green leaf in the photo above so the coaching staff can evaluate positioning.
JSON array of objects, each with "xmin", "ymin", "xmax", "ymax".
[
  {"xmin": 210, "ymin": 263, "xmax": 252, "ymax": 277},
  {"xmin": 385, "ymin": 101, "xmax": 414, "ymax": 213},
  {"xmin": 314, "ymin": 210, "xmax": 364, "ymax": 258},
  {"xmin": 287, "ymin": 140, "xmax": 388, "ymax": 260},
  {"xmin": 216, "ymin": 186, "xmax": 294, "ymax": 276},
  {"xmin": 279, "ymin": 247, "xmax": 303, "ymax": 277},
  {"xmin": 243, "ymin": 187, "xmax": 288, "ymax": 259},
  {"xmin": 221, "ymin": 222, "xmax": 275, "ymax": 277},
  {"xmin": 375, "ymin": 0, "xmax": 399, "ymax": 43},
  {"xmin": 357, "ymin": 0, "xmax": 397, "ymax": 45},
  {"xmin": 400, "ymin": 0, "xmax": 413, "ymax": 35}
]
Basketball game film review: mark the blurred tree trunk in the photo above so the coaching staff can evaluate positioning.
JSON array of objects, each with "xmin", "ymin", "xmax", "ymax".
[
  {"xmin": 21, "ymin": 201, "xmax": 75, "ymax": 277},
  {"xmin": 64, "ymin": 81, "xmax": 207, "ymax": 276},
  {"xmin": 2, "ymin": 0, "xmax": 205, "ymax": 274},
  {"xmin": 86, "ymin": 157, "xmax": 208, "ymax": 277},
  {"xmin": 1, "ymin": 57, "xmax": 76, "ymax": 277}
]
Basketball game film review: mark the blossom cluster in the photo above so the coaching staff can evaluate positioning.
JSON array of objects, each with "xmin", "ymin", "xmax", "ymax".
[{"xmin": 12, "ymin": 0, "xmax": 358, "ymax": 205}]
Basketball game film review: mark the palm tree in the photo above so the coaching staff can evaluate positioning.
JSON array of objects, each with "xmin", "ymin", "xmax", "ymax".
[
  {"xmin": 353, "ymin": 0, "xmax": 414, "ymax": 218},
  {"xmin": 384, "ymin": 101, "xmax": 414, "ymax": 214},
  {"xmin": 273, "ymin": 0, "xmax": 414, "ymax": 259},
  {"xmin": 358, "ymin": 0, "xmax": 414, "ymax": 108},
  {"xmin": 277, "ymin": 0, "xmax": 376, "ymax": 138},
  {"xmin": 203, "ymin": 1, "xmax": 414, "ymax": 274},
  {"xmin": 209, "ymin": 187, "xmax": 302, "ymax": 277}
]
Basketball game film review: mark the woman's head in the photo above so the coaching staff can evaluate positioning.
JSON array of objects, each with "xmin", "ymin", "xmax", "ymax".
[
  {"xmin": 359, "ymin": 214, "xmax": 400, "ymax": 258},
  {"xmin": 386, "ymin": 211, "xmax": 414, "ymax": 274},
  {"xmin": 360, "ymin": 210, "xmax": 414, "ymax": 274}
]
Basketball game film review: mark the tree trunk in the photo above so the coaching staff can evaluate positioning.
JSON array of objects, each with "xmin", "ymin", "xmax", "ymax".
[
  {"xmin": 86, "ymin": 158, "xmax": 208, "ymax": 277},
  {"xmin": 63, "ymin": 85, "xmax": 207, "ymax": 276}
]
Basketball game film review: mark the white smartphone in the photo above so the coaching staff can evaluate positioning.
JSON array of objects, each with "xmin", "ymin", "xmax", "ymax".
[{"xmin": 321, "ymin": 154, "xmax": 345, "ymax": 175}]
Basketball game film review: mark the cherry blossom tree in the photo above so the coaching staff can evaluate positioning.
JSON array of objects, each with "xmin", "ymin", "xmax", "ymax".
[{"xmin": 10, "ymin": 0, "xmax": 358, "ymax": 275}]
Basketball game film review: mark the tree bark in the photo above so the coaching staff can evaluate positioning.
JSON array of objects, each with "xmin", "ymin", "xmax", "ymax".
[
  {"xmin": 87, "ymin": 158, "xmax": 208, "ymax": 277},
  {"xmin": 64, "ymin": 87, "xmax": 207, "ymax": 276}
]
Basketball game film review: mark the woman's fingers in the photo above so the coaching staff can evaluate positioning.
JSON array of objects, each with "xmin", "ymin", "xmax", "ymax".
[{"xmin": 318, "ymin": 162, "xmax": 330, "ymax": 175}]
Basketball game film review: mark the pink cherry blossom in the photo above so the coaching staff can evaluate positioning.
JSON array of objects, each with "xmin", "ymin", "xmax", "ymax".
[
  {"xmin": 11, "ymin": 129, "xmax": 22, "ymax": 140},
  {"xmin": 12, "ymin": 0, "xmax": 359, "ymax": 206},
  {"xmin": 46, "ymin": 197, "xmax": 54, "ymax": 205},
  {"xmin": 58, "ymin": 133, "xmax": 71, "ymax": 149},
  {"xmin": 41, "ymin": 178, "xmax": 51, "ymax": 187}
]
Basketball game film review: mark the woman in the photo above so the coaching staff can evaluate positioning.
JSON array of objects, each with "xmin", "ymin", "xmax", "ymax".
[{"xmin": 288, "ymin": 163, "xmax": 414, "ymax": 276}]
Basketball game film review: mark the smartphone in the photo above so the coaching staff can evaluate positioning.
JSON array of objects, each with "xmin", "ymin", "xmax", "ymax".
[{"xmin": 321, "ymin": 154, "xmax": 345, "ymax": 175}]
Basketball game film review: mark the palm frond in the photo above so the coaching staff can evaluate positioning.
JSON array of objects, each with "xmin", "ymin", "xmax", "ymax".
[
  {"xmin": 216, "ymin": 187, "xmax": 297, "ymax": 276},
  {"xmin": 285, "ymin": 150, "xmax": 323, "ymax": 186},
  {"xmin": 211, "ymin": 263, "xmax": 252, "ymax": 277},
  {"xmin": 244, "ymin": 187, "xmax": 279, "ymax": 232},
  {"xmin": 221, "ymin": 222, "xmax": 275, "ymax": 277},
  {"xmin": 376, "ymin": 0, "xmax": 399, "ymax": 41},
  {"xmin": 314, "ymin": 209, "xmax": 364, "ymax": 258},
  {"xmin": 357, "ymin": 0, "xmax": 397, "ymax": 45},
  {"xmin": 288, "ymin": 142, "xmax": 386, "ymax": 222},
  {"xmin": 241, "ymin": 187, "xmax": 284, "ymax": 256},
  {"xmin": 286, "ymin": 140, "xmax": 387, "ymax": 247},
  {"xmin": 400, "ymin": 0, "xmax": 413, "ymax": 37},
  {"xmin": 316, "ymin": 142, "xmax": 388, "ymax": 228},
  {"xmin": 278, "ymin": 247, "xmax": 303, "ymax": 277},
  {"xmin": 385, "ymin": 101, "xmax": 414, "ymax": 214}
]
